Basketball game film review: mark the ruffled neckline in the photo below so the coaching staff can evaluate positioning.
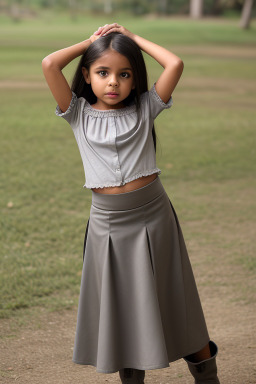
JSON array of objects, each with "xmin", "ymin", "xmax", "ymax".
[{"xmin": 83, "ymin": 100, "xmax": 137, "ymax": 118}]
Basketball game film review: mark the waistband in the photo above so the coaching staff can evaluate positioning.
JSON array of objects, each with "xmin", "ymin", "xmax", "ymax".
[{"xmin": 91, "ymin": 176, "xmax": 165, "ymax": 211}]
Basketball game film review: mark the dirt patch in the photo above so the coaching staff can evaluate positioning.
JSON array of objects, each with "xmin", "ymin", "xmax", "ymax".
[
  {"xmin": 174, "ymin": 45, "xmax": 256, "ymax": 59},
  {"xmin": 1, "ymin": 266, "xmax": 255, "ymax": 383},
  {"xmin": 0, "ymin": 81, "xmax": 47, "ymax": 89},
  {"xmin": 175, "ymin": 76, "xmax": 256, "ymax": 110},
  {"xmin": 1, "ymin": 180, "xmax": 255, "ymax": 383},
  {"xmin": 179, "ymin": 76, "xmax": 256, "ymax": 92}
]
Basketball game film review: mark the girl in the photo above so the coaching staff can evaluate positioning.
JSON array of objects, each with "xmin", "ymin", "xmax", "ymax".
[{"xmin": 42, "ymin": 23, "xmax": 220, "ymax": 384}]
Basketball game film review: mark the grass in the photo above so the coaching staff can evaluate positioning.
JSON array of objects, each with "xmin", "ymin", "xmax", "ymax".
[{"xmin": 0, "ymin": 13, "xmax": 255, "ymax": 319}]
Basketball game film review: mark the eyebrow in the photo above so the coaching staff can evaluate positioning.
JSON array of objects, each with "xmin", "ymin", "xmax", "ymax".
[{"xmin": 95, "ymin": 66, "xmax": 132, "ymax": 71}]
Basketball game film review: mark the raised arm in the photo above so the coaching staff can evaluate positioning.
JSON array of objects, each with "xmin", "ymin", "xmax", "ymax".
[
  {"xmin": 131, "ymin": 34, "xmax": 184, "ymax": 103},
  {"xmin": 42, "ymin": 31, "xmax": 101, "ymax": 113},
  {"xmin": 95, "ymin": 23, "xmax": 184, "ymax": 104}
]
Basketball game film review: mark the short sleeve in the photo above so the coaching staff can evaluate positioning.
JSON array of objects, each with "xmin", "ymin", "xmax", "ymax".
[
  {"xmin": 55, "ymin": 91, "xmax": 82, "ymax": 127},
  {"xmin": 141, "ymin": 82, "xmax": 173, "ymax": 120}
]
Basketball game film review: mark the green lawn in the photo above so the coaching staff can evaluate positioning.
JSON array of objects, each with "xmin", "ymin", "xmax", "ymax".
[{"xmin": 1, "ymin": 13, "xmax": 255, "ymax": 319}]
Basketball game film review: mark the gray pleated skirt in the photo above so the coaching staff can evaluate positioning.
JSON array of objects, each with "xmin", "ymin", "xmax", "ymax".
[{"xmin": 72, "ymin": 176, "xmax": 210, "ymax": 373}]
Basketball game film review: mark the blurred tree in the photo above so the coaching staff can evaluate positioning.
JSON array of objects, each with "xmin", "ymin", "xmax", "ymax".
[
  {"xmin": 240, "ymin": 0, "xmax": 254, "ymax": 28},
  {"xmin": 127, "ymin": 0, "xmax": 150, "ymax": 15},
  {"xmin": 210, "ymin": 0, "xmax": 222, "ymax": 15},
  {"xmin": 68, "ymin": 0, "xmax": 77, "ymax": 19},
  {"xmin": 158, "ymin": 0, "xmax": 168, "ymax": 14},
  {"xmin": 3, "ymin": 0, "xmax": 255, "ymax": 19},
  {"xmin": 103, "ymin": 0, "xmax": 113, "ymax": 14},
  {"xmin": 190, "ymin": 0, "xmax": 203, "ymax": 18},
  {"xmin": 9, "ymin": 0, "xmax": 22, "ymax": 21}
]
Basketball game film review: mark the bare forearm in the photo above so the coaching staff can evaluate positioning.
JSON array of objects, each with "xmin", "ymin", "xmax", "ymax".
[
  {"xmin": 131, "ymin": 33, "xmax": 182, "ymax": 69},
  {"xmin": 42, "ymin": 38, "xmax": 92, "ymax": 113},
  {"xmin": 95, "ymin": 24, "xmax": 182, "ymax": 69},
  {"xmin": 42, "ymin": 39, "xmax": 91, "ymax": 70},
  {"xmin": 95, "ymin": 23, "xmax": 183, "ymax": 102}
]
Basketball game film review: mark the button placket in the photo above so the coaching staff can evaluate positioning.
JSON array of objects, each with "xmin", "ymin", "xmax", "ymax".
[{"xmin": 109, "ymin": 117, "xmax": 122, "ymax": 180}]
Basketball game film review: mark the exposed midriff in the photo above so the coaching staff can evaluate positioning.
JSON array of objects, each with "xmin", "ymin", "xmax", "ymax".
[{"xmin": 91, "ymin": 173, "xmax": 158, "ymax": 195}]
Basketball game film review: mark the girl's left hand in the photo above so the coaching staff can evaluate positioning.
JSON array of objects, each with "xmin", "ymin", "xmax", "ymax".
[{"xmin": 94, "ymin": 23, "xmax": 135, "ymax": 41}]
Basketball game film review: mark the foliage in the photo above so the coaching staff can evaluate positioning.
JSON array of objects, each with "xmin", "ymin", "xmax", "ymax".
[{"xmin": 1, "ymin": 0, "xmax": 256, "ymax": 18}]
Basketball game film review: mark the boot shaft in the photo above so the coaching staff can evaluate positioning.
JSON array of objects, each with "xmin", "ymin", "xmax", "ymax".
[
  {"xmin": 184, "ymin": 340, "xmax": 220, "ymax": 384},
  {"xmin": 119, "ymin": 368, "xmax": 145, "ymax": 384}
]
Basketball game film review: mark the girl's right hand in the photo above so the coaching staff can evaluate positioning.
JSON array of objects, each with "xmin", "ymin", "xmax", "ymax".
[
  {"xmin": 90, "ymin": 24, "xmax": 135, "ymax": 43},
  {"xmin": 94, "ymin": 23, "xmax": 135, "ymax": 40},
  {"xmin": 90, "ymin": 27, "xmax": 105, "ymax": 43}
]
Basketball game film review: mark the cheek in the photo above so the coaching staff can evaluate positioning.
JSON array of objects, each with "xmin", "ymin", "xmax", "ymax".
[
  {"xmin": 92, "ymin": 76, "xmax": 105, "ymax": 86},
  {"xmin": 90, "ymin": 77, "xmax": 99, "ymax": 89},
  {"xmin": 91, "ymin": 83, "xmax": 98, "ymax": 93},
  {"xmin": 129, "ymin": 79, "xmax": 135, "ymax": 90},
  {"xmin": 90, "ymin": 81, "xmax": 103, "ymax": 96}
]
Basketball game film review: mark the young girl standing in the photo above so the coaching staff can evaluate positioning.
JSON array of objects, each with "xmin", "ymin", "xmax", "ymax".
[{"xmin": 42, "ymin": 23, "xmax": 220, "ymax": 384}]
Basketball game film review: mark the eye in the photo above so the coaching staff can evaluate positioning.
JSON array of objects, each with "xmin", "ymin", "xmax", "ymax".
[
  {"xmin": 120, "ymin": 72, "xmax": 130, "ymax": 78},
  {"xmin": 97, "ymin": 71, "xmax": 107, "ymax": 77}
]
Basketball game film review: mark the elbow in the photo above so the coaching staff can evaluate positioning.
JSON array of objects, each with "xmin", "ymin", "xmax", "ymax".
[
  {"xmin": 42, "ymin": 55, "xmax": 60, "ymax": 74},
  {"xmin": 166, "ymin": 58, "xmax": 184, "ymax": 74},
  {"xmin": 42, "ymin": 56, "xmax": 54, "ymax": 71},
  {"xmin": 175, "ymin": 59, "xmax": 184, "ymax": 71},
  {"xmin": 174, "ymin": 59, "xmax": 184, "ymax": 76}
]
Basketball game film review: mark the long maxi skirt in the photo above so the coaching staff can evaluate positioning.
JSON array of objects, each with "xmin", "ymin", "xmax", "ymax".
[{"xmin": 72, "ymin": 176, "xmax": 210, "ymax": 374}]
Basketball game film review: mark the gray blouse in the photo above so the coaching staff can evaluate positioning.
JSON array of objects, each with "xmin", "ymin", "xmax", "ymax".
[{"xmin": 55, "ymin": 82, "xmax": 173, "ymax": 189}]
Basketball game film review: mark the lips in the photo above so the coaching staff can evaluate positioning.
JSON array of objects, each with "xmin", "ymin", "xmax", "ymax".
[{"xmin": 106, "ymin": 92, "xmax": 118, "ymax": 95}]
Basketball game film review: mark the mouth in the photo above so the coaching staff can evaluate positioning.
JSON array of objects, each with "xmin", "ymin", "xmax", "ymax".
[{"xmin": 106, "ymin": 92, "xmax": 119, "ymax": 98}]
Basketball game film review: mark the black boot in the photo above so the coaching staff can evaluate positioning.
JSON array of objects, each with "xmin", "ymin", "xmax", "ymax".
[
  {"xmin": 184, "ymin": 341, "xmax": 220, "ymax": 383},
  {"xmin": 119, "ymin": 368, "xmax": 145, "ymax": 384}
]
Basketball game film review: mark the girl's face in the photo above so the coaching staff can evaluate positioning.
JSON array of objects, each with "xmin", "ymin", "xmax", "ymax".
[{"xmin": 82, "ymin": 49, "xmax": 135, "ymax": 110}]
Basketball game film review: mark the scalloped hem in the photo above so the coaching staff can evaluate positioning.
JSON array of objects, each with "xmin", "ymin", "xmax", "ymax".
[
  {"xmin": 55, "ymin": 91, "xmax": 77, "ymax": 117},
  {"xmin": 83, "ymin": 169, "xmax": 161, "ymax": 189},
  {"xmin": 150, "ymin": 82, "xmax": 173, "ymax": 109}
]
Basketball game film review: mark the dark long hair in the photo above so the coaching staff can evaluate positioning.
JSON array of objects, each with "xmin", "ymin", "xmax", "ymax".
[{"xmin": 71, "ymin": 32, "xmax": 158, "ymax": 152}]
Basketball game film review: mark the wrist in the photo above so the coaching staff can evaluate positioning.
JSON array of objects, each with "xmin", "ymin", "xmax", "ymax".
[
  {"xmin": 82, "ymin": 38, "xmax": 92, "ymax": 51},
  {"xmin": 126, "ymin": 30, "xmax": 136, "ymax": 41},
  {"xmin": 130, "ymin": 33, "xmax": 140, "ymax": 45},
  {"xmin": 89, "ymin": 35, "xmax": 94, "ymax": 44}
]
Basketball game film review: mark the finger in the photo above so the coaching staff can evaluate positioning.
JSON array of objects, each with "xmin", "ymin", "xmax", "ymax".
[
  {"xmin": 102, "ymin": 27, "xmax": 121, "ymax": 36},
  {"xmin": 98, "ymin": 25, "xmax": 111, "ymax": 35},
  {"xmin": 100, "ymin": 23, "xmax": 119, "ymax": 35},
  {"xmin": 95, "ymin": 25, "xmax": 104, "ymax": 34},
  {"xmin": 99, "ymin": 24, "xmax": 108, "ymax": 32},
  {"xmin": 108, "ymin": 23, "xmax": 120, "ymax": 29}
]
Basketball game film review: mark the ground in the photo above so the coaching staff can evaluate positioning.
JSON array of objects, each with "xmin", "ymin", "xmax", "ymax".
[
  {"xmin": 1, "ymin": 229, "xmax": 255, "ymax": 383},
  {"xmin": 1, "ymin": 16, "xmax": 256, "ymax": 384}
]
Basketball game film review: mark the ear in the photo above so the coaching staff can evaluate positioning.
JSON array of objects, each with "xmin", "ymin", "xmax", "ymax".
[
  {"xmin": 82, "ymin": 67, "xmax": 91, "ymax": 84},
  {"xmin": 131, "ymin": 80, "xmax": 136, "ymax": 90}
]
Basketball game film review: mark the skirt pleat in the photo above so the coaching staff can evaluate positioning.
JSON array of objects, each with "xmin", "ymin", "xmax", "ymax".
[{"xmin": 72, "ymin": 176, "xmax": 210, "ymax": 373}]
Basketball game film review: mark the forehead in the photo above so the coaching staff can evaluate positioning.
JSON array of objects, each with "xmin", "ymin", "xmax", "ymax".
[{"xmin": 91, "ymin": 49, "xmax": 132, "ymax": 70}]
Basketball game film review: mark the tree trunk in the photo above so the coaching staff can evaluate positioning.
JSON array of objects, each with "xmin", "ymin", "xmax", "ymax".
[
  {"xmin": 190, "ymin": 0, "xmax": 203, "ymax": 19},
  {"xmin": 69, "ymin": 0, "xmax": 77, "ymax": 19},
  {"xmin": 240, "ymin": 0, "xmax": 254, "ymax": 29},
  {"xmin": 159, "ymin": 0, "xmax": 168, "ymax": 14},
  {"xmin": 104, "ymin": 0, "xmax": 113, "ymax": 14},
  {"xmin": 10, "ymin": 3, "xmax": 21, "ymax": 22},
  {"xmin": 211, "ymin": 0, "xmax": 222, "ymax": 16}
]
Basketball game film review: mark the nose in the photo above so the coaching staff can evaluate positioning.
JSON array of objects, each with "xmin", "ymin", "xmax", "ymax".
[{"xmin": 108, "ymin": 75, "xmax": 119, "ymax": 87}]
